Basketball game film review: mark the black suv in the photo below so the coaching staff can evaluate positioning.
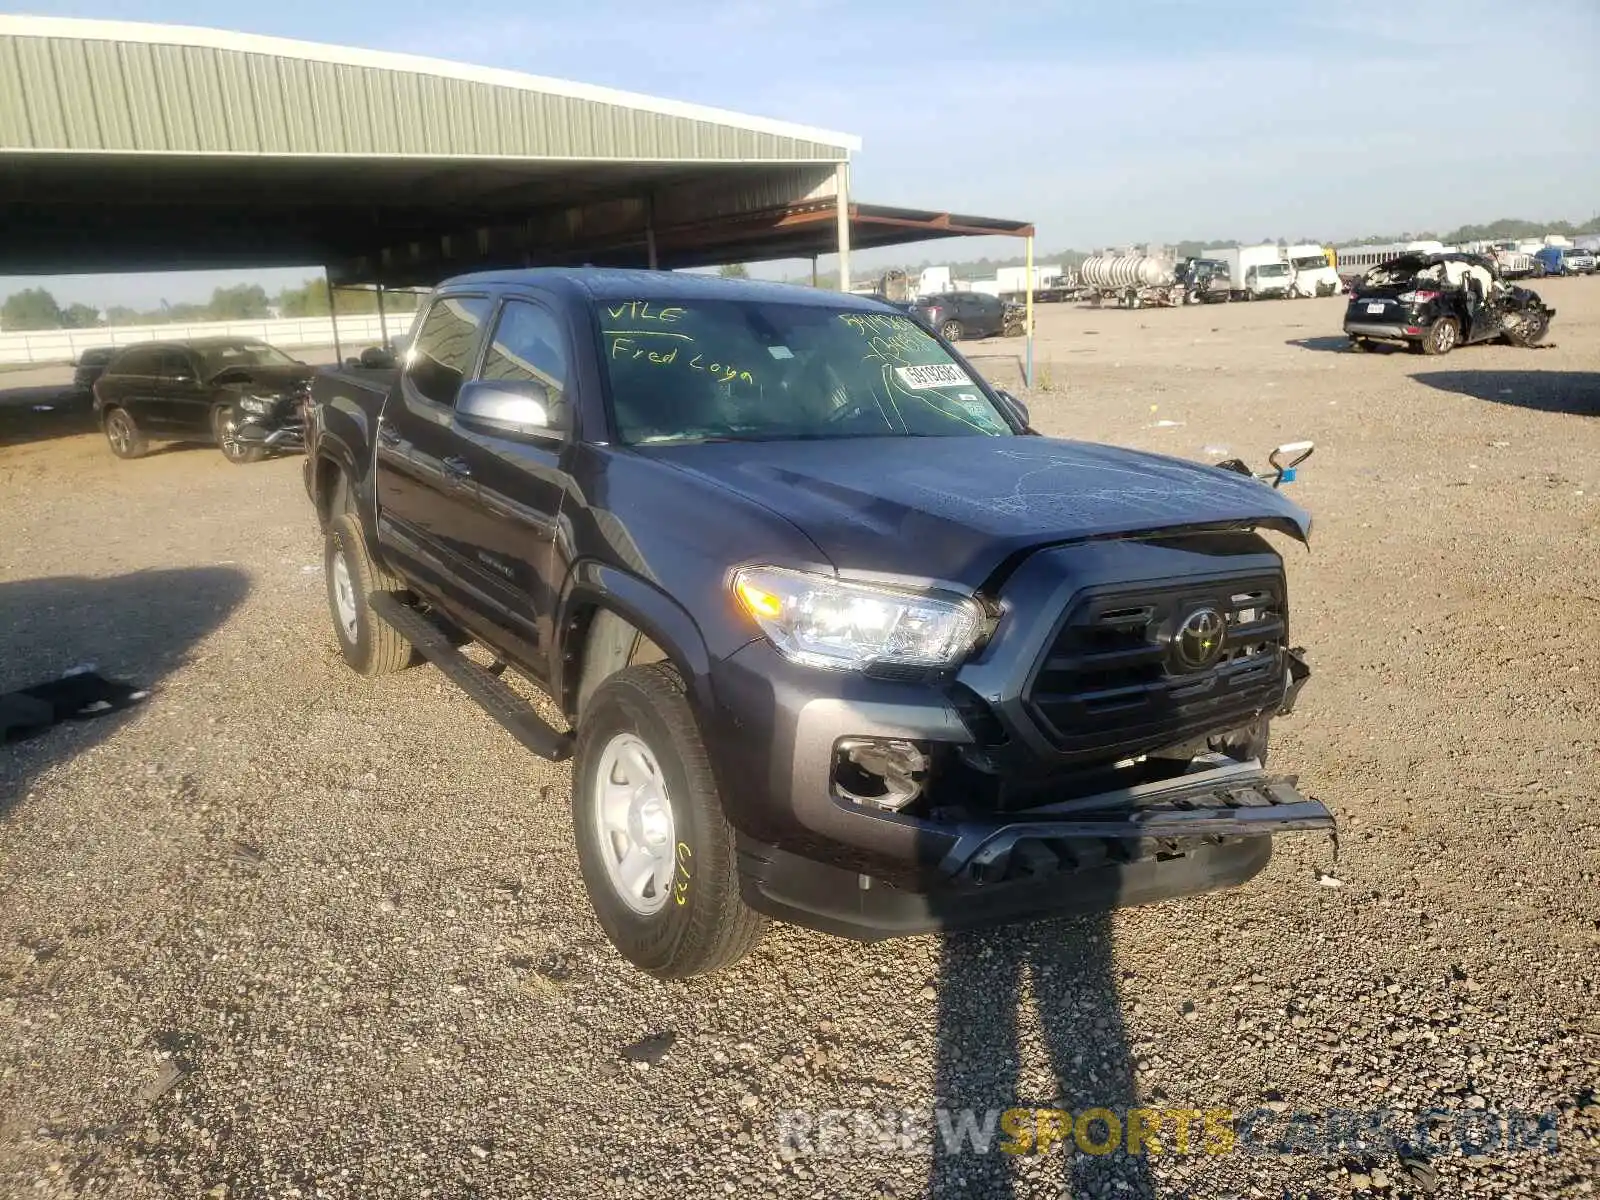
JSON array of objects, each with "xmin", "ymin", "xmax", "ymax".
[
  {"xmin": 305, "ymin": 269, "xmax": 1330, "ymax": 977},
  {"xmin": 92, "ymin": 337, "xmax": 313, "ymax": 462},
  {"xmin": 1343, "ymin": 252, "xmax": 1553, "ymax": 355}
]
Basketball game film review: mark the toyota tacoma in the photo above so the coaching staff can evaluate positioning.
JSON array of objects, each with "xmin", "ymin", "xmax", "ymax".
[{"xmin": 304, "ymin": 269, "xmax": 1331, "ymax": 977}]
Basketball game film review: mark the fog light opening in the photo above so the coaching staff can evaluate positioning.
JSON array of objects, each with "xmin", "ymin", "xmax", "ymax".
[{"xmin": 834, "ymin": 738, "xmax": 929, "ymax": 812}]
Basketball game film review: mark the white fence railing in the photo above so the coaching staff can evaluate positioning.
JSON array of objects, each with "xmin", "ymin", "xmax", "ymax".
[{"xmin": 0, "ymin": 313, "xmax": 416, "ymax": 365}]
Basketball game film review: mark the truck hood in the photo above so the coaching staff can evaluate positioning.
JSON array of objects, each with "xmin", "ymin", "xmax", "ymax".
[{"xmin": 645, "ymin": 436, "xmax": 1310, "ymax": 590}]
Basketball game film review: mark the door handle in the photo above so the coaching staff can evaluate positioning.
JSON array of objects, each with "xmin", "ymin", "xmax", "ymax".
[
  {"xmin": 377, "ymin": 422, "xmax": 401, "ymax": 446},
  {"xmin": 442, "ymin": 455, "xmax": 472, "ymax": 482}
]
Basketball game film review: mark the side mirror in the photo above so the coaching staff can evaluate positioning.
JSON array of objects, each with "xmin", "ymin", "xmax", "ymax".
[
  {"xmin": 995, "ymin": 388, "xmax": 1031, "ymax": 429},
  {"xmin": 455, "ymin": 379, "xmax": 567, "ymax": 443}
]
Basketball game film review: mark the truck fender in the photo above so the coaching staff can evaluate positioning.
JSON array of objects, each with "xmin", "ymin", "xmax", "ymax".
[
  {"xmin": 557, "ymin": 563, "xmax": 715, "ymax": 721},
  {"xmin": 312, "ymin": 435, "xmax": 380, "ymax": 547}
]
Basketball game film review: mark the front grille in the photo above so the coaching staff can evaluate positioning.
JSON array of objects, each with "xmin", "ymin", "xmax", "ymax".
[{"xmin": 1025, "ymin": 575, "xmax": 1287, "ymax": 760}]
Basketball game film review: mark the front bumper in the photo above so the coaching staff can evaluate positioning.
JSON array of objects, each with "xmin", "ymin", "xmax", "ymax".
[
  {"xmin": 735, "ymin": 755, "xmax": 1332, "ymax": 939},
  {"xmin": 706, "ymin": 537, "xmax": 1331, "ymax": 940}
]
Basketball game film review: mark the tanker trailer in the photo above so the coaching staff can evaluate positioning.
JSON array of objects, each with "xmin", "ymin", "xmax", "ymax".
[{"xmin": 1078, "ymin": 253, "xmax": 1185, "ymax": 307}]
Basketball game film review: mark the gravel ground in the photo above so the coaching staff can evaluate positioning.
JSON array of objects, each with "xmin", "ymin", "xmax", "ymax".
[{"xmin": 2, "ymin": 283, "xmax": 1597, "ymax": 1199}]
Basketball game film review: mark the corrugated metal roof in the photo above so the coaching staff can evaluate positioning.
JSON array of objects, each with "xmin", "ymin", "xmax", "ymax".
[{"xmin": 0, "ymin": 15, "xmax": 857, "ymax": 161}]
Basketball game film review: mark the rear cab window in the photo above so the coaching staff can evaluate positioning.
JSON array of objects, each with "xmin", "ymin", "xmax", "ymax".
[{"xmin": 407, "ymin": 295, "xmax": 494, "ymax": 407}]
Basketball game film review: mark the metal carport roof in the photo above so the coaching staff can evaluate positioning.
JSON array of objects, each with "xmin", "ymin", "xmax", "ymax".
[{"xmin": 0, "ymin": 16, "xmax": 1032, "ymax": 290}]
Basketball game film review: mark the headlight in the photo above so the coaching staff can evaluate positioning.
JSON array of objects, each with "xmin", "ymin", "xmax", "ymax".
[
  {"xmin": 237, "ymin": 394, "xmax": 277, "ymax": 416},
  {"xmin": 731, "ymin": 565, "xmax": 983, "ymax": 671}
]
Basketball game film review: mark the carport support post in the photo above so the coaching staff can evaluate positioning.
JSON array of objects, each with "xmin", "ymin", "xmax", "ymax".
[
  {"xmin": 1025, "ymin": 235, "xmax": 1036, "ymax": 388},
  {"xmin": 834, "ymin": 161, "xmax": 851, "ymax": 292},
  {"xmin": 326, "ymin": 277, "xmax": 343, "ymax": 365}
]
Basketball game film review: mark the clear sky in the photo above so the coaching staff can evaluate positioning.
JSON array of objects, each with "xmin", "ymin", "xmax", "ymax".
[{"xmin": 5, "ymin": 0, "xmax": 1597, "ymax": 308}]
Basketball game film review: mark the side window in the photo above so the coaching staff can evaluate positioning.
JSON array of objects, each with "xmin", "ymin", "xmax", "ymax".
[
  {"xmin": 160, "ymin": 349, "xmax": 194, "ymax": 379},
  {"xmin": 479, "ymin": 300, "xmax": 568, "ymax": 400},
  {"xmin": 407, "ymin": 295, "xmax": 492, "ymax": 407},
  {"xmin": 116, "ymin": 346, "xmax": 159, "ymax": 376}
]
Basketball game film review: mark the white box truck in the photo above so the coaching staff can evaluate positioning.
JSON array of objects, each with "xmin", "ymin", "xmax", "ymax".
[{"xmin": 1204, "ymin": 245, "xmax": 1293, "ymax": 300}]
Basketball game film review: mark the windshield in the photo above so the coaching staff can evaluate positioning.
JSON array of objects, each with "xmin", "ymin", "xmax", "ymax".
[
  {"xmin": 1290, "ymin": 256, "xmax": 1327, "ymax": 270},
  {"xmin": 596, "ymin": 299, "xmax": 1015, "ymax": 445},
  {"xmin": 200, "ymin": 341, "xmax": 298, "ymax": 375},
  {"xmin": 1257, "ymin": 263, "xmax": 1289, "ymax": 277}
]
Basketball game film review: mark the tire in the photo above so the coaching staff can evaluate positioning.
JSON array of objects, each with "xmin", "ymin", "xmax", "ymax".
[
  {"xmin": 325, "ymin": 513, "xmax": 415, "ymax": 676},
  {"xmin": 215, "ymin": 406, "xmax": 266, "ymax": 464},
  {"xmin": 102, "ymin": 407, "xmax": 147, "ymax": 460},
  {"xmin": 1503, "ymin": 310, "xmax": 1550, "ymax": 347},
  {"xmin": 572, "ymin": 663, "xmax": 767, "ymax": 978},
  {"xmin": 1420, "ymin": 317, "xmax": 1458, "ymax": 356},
  {"xmin": 938, "ymin": 319, "xmax": 962, "ymax": 342}
]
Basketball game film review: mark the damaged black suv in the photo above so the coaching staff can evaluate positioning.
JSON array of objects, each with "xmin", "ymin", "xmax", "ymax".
[
  {"xmin": 1343, "ymin": 251, "xmax": 1553, "ymax": 355},
  {"xmin": 305, "ymin": 270, "xmax": 1331, "ymax": 977}
]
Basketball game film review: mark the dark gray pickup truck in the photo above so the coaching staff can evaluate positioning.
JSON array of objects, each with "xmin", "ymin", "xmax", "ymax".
[{"xmin": 304, "ymin": 268, "xmax": 1330, "ymax": 978}]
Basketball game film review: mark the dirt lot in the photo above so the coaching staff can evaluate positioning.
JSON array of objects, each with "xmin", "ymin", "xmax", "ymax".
[{"xmin": 2, "ymin": 284, "xmax": 1597, "ymax": 1199}]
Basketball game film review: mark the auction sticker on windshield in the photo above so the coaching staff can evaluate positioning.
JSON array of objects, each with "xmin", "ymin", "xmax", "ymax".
[{"xmin": 895, "ymin": 363, "xmax": 970, "ymax": 390}]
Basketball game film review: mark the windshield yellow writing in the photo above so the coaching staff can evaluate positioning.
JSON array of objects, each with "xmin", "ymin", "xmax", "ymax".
[
  {"xmin": 605, "ymin": 331, "xmax": 754, "ymax": 384},
  {"xmin": 605, "ymin": 301, "xmax": 686, "ymax": 323}
]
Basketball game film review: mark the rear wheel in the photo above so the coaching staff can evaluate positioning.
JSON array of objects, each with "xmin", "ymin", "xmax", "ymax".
[
  {"xmin": 1420, "ymin": 317, "xmax": 1458, "ymax": 356},
  {"xmin": 102, "ymin": 407, "xmax": 147, "ymax": 459},
  {"xmin": 572, "ymin": 663, "xmax": 766, "ymax": 978},
  {"xmin": 215, "ymin": 406, "xmax": 266, "ymax": 464},
  {"xmin": 939, "ymin": 319, "xmax": 963, "ymax": 342},
  {"xmin": 325, "ymin": 513, "xmax": 415, "ymax": 676}
]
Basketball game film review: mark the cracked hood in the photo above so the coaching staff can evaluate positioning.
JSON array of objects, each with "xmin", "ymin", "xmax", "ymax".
[{"xmin": 646, "ymin": 436, "xmax": 1311, "ymax": 589}]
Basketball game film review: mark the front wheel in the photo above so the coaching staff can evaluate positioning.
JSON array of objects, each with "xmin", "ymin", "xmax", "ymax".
[
  {"xmin": 1503, "ymin": 309, "xmax": 1550, "ymax": 347},
  {"xmin": 572, "ymin": 663, "xmax": 766, "ymax": 978},
  {"xmin": 215, "ymin": 406, "xmax": 266, "ymax": 464},
  {"xmin": 1420, "ymin": 317, "xmax": 1458, "ymax": 356},
  {"xmin": 939, "ymin": 319, "xmax": 963, "ymax": 342}
]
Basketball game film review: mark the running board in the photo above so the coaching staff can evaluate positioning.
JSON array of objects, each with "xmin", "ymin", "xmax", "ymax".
[{"xmin": 368, "ymin": 593, "xmax": 573, "ymax": 762}]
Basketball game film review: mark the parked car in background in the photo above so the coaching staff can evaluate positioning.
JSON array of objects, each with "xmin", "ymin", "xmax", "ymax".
[
  {"xmin": 71, "ymin": 346, "xmax": 118, "ymax": 393},
  {"xmin": 1532, "ymin": 245, "xmax": 1595, "ymax": 276},
  {"xmin": 908, "ymin": 291, "xmax": 1013, "ymax": 340},
  {"xmin": 1343, "ymin": 252, "xmax": 1553, "ymax": 355},
  {"xmin": 92, "ymin": 337, "xmax": 314, "ymax": 462}
]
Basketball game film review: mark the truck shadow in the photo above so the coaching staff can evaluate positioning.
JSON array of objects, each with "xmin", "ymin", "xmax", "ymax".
[
  {"xmin": 930, "ymin": 914, "xmax": 1155, "ymax": 1197},
  {"xmin": 0, "ymin": 567, "xmax": 250, "ymax": 820},
  {"xmin": 1410, "ymin": 370, "xmax": 1599, "ymax": 416}
]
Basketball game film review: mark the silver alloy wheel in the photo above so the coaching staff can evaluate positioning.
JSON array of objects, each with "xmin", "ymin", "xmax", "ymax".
[
  {"xmin": 1433, "ymin": 321, "xmax": 1456, "ymax": 353},
  {"xmin": 216, "ymin": 409, "xmax": 244, "ymax": 459},
  {"xmin": 593, "ymin": 731, "xmax": 677, "ymax": 916},
  {"xmin": 106, "ymin": 411, "xmax": 131, "ymax": 454},
  {"xmin": 331, "ymin": 550, "xmax": 359, "ymax": 644}
]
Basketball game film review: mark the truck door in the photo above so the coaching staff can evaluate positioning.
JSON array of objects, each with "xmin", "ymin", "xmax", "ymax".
[
  {"xmin": 446, "ymin": 296, "xmax": 575, "ymax": 673},
  {"xmin": 373, "ymin": 293, "xmax": 494, "ymax": 600}
]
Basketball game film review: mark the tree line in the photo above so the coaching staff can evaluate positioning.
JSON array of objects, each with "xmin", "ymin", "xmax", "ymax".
[{"xmin": 0, "ymin": 278, "xmax": 421, "ymax": 333}]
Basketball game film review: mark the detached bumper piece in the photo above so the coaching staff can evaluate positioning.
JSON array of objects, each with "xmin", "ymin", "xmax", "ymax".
[
  {"xmin": 945, "ymin": 762, "xmax": 1333, "ymax": 887},
  {"xmin": 234, "ymin": 418, "xmax": 305, "ymax": 451}
]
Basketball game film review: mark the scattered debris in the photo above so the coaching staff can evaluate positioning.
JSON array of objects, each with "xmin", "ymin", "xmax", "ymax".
[
  {"xmin": 1317, "ymin": 872, "xmax": 1344, "ymax": 888},
  {"xmin": 1, "ymin": 669, "xmax": 147, "ymax": 743},
  {"xmin": 139, "ymin": 1061, "xmax": 185, "ymax": 1103}
]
